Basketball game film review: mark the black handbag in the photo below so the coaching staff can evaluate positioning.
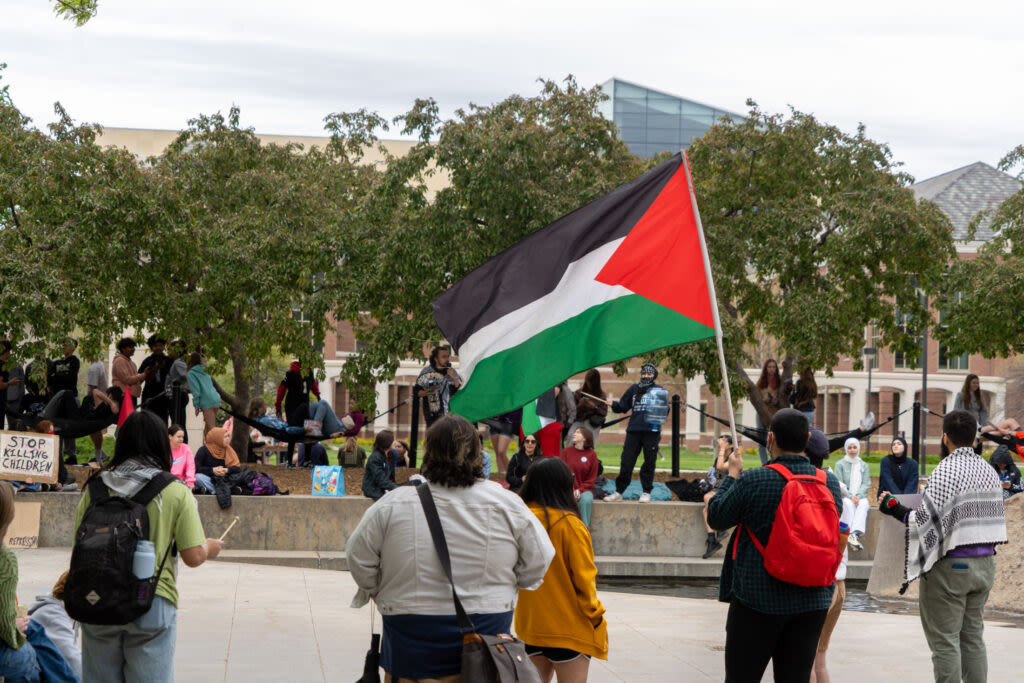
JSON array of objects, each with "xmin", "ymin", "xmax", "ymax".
[{"xmin": 416, "ymin": 483, "xmax": 541, "ymax": 683}]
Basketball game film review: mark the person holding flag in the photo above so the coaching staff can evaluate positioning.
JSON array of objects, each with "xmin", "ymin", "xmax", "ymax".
[
  {"xmin": 520, "ymin": 388, "xmax": 562, "ymax": 462},
  {"xmin": 602, "ymin": 363, "xmax": 667, "ymax": 503}
]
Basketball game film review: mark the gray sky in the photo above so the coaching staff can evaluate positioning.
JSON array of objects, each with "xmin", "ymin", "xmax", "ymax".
[{"xmin": 4, "ymin": 0, "xmax": 1023, "ymax": 182}]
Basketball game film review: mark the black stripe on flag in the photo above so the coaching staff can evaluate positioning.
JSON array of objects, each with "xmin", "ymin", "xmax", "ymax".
[{"xmin": 434, "ymin": 154, "xmax": 682, "ymax": 350}]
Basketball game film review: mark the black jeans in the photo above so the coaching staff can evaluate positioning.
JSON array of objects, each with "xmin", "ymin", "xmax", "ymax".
[
  {"xmin": 614, "ymin": 431, "xmax": 660, "ymax": 494},
  {"xmin": 724, "ymin": 600, "xmax": 828, "ymax": 683}
]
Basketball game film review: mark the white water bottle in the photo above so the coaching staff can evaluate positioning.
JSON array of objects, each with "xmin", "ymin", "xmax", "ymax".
[{"xmin": 133, "ymin": 540, "xmax": 156, "ymax": 579}]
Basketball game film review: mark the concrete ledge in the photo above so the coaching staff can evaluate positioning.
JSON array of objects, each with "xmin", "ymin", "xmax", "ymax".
[{"xmin": 23, "ymin": 493, "xmax": 884, "ymax": 561}]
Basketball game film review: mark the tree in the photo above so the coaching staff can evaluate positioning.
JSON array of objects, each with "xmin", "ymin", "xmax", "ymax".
[
  {"xmin": 651, "ymin": 103, "xmax": 956, "ymax": 421},
  {"xmin": 1, "ymin": 85, "xmax": 158, "ymax": 364},
  {"xmin": 324, "ymin": 77, "xmax": 648, "ymax": 409},
  {"xmin": 933, "ymin": 146, "xmax": 1024, "ymax": 360},
  {"xmin": 52, "ymin": 0, "xmax": 98, "ymax": 26},
  {"xmin": 1, "ymin": 89, "xmax": 367, "ymax": 454},
  {"xmin": 129, "ymin": 107, "xmax": 367, "ymax": 453}
]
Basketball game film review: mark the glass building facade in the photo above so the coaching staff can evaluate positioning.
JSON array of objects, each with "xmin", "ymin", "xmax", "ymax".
[{"xmin": 599, "ymin": 78, "xmax": 741, "ymax": 158}]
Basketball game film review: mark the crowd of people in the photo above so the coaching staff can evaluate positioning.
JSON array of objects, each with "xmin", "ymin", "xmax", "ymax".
[{"xmin": 2, "ymin": 337, "xmax": 1022, "ymax": 681}]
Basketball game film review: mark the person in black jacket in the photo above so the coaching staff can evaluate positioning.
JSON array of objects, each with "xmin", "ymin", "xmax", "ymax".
[
  {"xmin": 363, "ymin": 430, "xmax": 398, "ymax": 501},
  {"xmin": 505, "ymin": 434, "xmax": 543, "ymax": 492},
  {"xmin": 603, "ymin": 363, "xmax": 666, "ymax": 502},
  {"xmin": 193, "ymin": 427, "xmax": 242, "ymax": 495},
  {"xmin": 138, "ymin": 335, "xmax": 171, "ymax": 425},
  {"xmin": 47, "ymin": 339, "xmax": 81, "ymax": 465},
  {"xmin": 274, "ymin": 361, "xmax": 320, "ymax": 427}
]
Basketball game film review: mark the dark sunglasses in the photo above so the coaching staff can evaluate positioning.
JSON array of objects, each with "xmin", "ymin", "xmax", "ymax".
[{"xmin": 523, "ymin": 438, "xmax": 537, "ymax": 443}]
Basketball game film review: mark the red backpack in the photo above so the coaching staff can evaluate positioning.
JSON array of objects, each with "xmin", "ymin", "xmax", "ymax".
[{"xmin": 732, "ymin": 463, "xmax": 841, "ymax": 587}]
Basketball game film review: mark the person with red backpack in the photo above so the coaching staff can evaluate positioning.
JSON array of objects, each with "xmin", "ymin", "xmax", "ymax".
[{"xmin": 707, "ymin": 408, "xmax": 842, "ymax": 682}]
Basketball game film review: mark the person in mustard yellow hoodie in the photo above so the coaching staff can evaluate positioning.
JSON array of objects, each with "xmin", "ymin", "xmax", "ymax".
[{"xmin": 516, "ymin": 458, "xmax": 608, "ymax": 681}]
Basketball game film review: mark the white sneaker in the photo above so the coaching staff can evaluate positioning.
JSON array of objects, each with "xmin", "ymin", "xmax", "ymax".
[
  {"xmin": 860, "ymin": 412, "xmax": 875, "ymax": 431},
  {"xmin": 604, "ymin": 492, "xmax": 622, "ymax": 501},
  {"xmin": 847, "ymin": 532, "xmax": 864, "ymax": 550},
  {"xmin": 639, "ymin": 492, "xmax": 651, "ymax": 503}
]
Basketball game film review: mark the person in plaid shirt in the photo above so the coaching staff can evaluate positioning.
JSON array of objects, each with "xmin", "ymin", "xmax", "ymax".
[{"xmin": 708, "ymin": 408, "xmax": 842, "ymax": 682}]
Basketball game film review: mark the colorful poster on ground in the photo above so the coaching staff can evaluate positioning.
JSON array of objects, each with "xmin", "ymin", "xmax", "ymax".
[{"xmin": 0, "ymin": 430, "xmax": 59, "ymax": 484}]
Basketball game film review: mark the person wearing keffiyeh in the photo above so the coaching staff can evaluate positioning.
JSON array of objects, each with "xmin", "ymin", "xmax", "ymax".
[{"xmin": 879, "ymin": 410, "xmax": 1007, "ymax": 683}]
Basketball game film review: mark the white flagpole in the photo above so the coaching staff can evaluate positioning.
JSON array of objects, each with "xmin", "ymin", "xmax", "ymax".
[{"xmin": 682, "ymin": 153, "xmax": 739, "ymax": 452}]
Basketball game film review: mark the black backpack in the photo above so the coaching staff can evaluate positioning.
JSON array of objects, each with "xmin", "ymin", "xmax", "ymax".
[{"xmin": 64, "ymin": 472, "xmax": 179, "ymax": 625}]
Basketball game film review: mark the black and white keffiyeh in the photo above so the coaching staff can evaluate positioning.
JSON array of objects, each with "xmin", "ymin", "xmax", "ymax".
[{"xmin": 902, "ymin": 447, "xmax": 1007, "ymax": 591}]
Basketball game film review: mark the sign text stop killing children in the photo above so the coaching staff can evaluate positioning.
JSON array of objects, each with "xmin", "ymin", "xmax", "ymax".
[{"xmin": 0, "ymin": 430, "xmax": 59, "ymax": 484}]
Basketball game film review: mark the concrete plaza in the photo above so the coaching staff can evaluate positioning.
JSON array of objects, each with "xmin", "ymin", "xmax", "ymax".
[{"xmin": 13, "ymin": 549, "xmax": 1021, "ymax": 682}]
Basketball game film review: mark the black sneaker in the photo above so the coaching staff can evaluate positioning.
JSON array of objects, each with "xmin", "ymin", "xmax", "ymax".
[
  {"xmin": 716, "ymin": 529, "xmax": 730, "ymax": 542},
  {"xmin": 702, "ymin": 537, "xmax": 723, "ymax": 559}
]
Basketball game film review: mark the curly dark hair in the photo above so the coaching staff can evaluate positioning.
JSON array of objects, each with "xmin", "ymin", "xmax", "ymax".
[{"xmin": 421, "ymin": 415, "xmax": 482, "ymax": 488}]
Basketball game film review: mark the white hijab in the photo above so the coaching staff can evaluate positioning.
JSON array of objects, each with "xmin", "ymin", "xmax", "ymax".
[{"xmin": 844, "ymin": 437, "xmax": 863, "ymax": 496}]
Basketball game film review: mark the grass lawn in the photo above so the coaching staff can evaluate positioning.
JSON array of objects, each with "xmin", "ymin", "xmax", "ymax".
[{"xmin": 68, "ymin": 434, "xmax": 942, "ymax": 479}]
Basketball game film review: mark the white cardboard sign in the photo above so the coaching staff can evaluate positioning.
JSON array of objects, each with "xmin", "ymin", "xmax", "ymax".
[{"xmin": 0, "ymin": 430, "xmax": 59, "ymax": 484}]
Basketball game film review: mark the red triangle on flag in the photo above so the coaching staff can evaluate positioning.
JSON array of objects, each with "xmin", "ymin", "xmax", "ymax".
[
  {"xmin": 117, "ymin": 387, "xmax": 135, "ymax": 427},
  {"xmin": 594, "ymin": 158, "xmax": 715, "ymax": 329}
]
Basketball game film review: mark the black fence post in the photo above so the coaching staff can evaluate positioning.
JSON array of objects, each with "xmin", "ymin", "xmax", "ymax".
[
  {"xmin": 911, "ymin": 400, "xmax": 921, "ymax": 467},
  {"xmin": 409, "ymin": 395, "xmax": 420, "ymax": 468},
  {"xmin": 671, "ymin": 393, "xmax": 681, "ymax": 478}
]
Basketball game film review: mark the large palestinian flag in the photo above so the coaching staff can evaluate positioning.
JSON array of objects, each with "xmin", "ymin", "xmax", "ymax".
[{"xmin": 434, "ymin": 153, "xmax": 717, "ymax": 424}]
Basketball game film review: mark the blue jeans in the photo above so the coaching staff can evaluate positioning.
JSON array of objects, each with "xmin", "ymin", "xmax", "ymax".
[
  {"xmin": 82, "ymin": 595, "xmax": 177, "ymax": 683},
  {"xmin": 0, "ymin": 639, "xmax": 41, "ymax": 683},
  {"xmin": 193, "ymin": 473, "xmax": 216, "ymax": 494},
  {"xmin": 25, "ymin": 621, "xmax": 78, "ymax": 682},
  {"xmin": 307, "ymin": 400, "xmax": 344, "ymax": 435}
]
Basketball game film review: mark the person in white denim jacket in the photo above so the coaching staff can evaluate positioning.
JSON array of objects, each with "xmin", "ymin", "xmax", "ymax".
[
  {"xmin": 346, "ymin": 414, "xmax": 555, "ymax": 681},
  {"xmin": 832, "ymin": 437, "xmax": 871, "ymax": 550}
]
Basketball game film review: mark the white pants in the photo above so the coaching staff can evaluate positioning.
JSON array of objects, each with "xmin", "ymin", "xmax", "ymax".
[{"xmin": 843, "ymin": 496, "xmax": 870, "ymax": 535}]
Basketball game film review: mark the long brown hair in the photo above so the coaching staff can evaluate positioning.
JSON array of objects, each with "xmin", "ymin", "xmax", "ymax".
[
  {"xmin": 756, "ymin": 358, "xmax": 780, "ymax": 390},
  {"xmin": 960, "ymin": 374, "xmax": 986, "ymax": 413},
  {"xmin": 581, "ymin": 369, "xmax": 604, "ymax": 399},
  {"xmin": 794, "ymin": 367, "xmax": 817, "ymax": 404}
]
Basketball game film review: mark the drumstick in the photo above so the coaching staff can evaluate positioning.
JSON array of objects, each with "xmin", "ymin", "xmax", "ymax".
[
  {"xmin": 219, "ymin": 516, "xmax": 240, "ymax": 541},
  {"xmin": 580, "ymin": 391, "xmax": 611, "ymax": 405}
]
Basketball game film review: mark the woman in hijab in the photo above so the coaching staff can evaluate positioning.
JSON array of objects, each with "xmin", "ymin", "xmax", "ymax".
[
  {"xmin": 193, "ymin": 427, "xmax": 241, "ymax": 494},
  {"xmin": 877, "ymin": 436, "xmax": 919, "ymax": 496},
  {"xmin": 833, "ymin": 437, "xmax": 870, "ymax": 551}
]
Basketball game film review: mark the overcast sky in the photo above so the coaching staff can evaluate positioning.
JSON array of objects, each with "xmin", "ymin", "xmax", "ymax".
[{"xmin": 4, "ymin": 0, "xmax": 1023, "ymax": 182}]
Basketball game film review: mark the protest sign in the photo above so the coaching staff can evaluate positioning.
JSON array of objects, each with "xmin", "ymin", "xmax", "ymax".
[
  {"xmin": 3, "ymin": 502, "xmax": 41, "ymax": 549},
  {"xmin": 0, "ymin": 430, "xmax": 59, "ymax": 484}
]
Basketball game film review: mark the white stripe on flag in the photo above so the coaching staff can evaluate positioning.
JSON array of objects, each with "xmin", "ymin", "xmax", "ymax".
[{"xmin": 456, "ymin": 238, "xmax": 631, "ymax": 383}]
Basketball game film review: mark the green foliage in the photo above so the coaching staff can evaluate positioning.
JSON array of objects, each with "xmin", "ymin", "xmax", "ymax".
[
  {"xmin": 52, "ymin": 0, "xmax": 98, "ymax": 26},
  {"xmin": 934, "ymin": 145, "xmax": 1024, "ymax": 357},
  {"xmin": 324, "ymin": 77, "xmax": 648, "ymax": 410},
  {"xmin": 651, "ymin": 103, "xmax": 955, "ymax": 415}
]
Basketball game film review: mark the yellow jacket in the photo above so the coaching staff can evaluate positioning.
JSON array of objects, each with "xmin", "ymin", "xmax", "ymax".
[{"xmin": 514, "ymin": 505, "xmax": 608, "ymax": 659}]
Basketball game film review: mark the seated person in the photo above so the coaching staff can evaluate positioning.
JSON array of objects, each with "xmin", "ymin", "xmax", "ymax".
[
  {"xmin": 478, "ymin": 429, "xmax": 492, "ymax": 479},
  {"xmin": 168, "ymin": 424, "xmax": 196, "ymax": 488},
  {"xmin": 558, "ymin": 427, "xmax": 599, "ymax": 527},
  {"xmin": 989, "ymin": 446, "xmax": 1024, "ymax": 499},
  {"xmin": 833, "ymin": 438, "xmax": 870, "ymax": 550},
  {"xmin": 338, "ymin": 437, "xmax": 367, "ymax": 467},
  {"xmin": 701, "ymin": 435, "xmax": 733, "ymax": 558},
  {"xmin": 362, "ymin": 431, "xmax": 398, "ymax": 501},
  {"xmin": 878, "ymin": 436, "xmax": 918, "ymax": 496},
  {"xmin": 295, "ymin": 442, "xmax": 329, "ymax": 468},
  {"xmin": 194, "ymin": 427, "xmax": 242, "ymax": 494},
  {"xmin": 389, "ymin": 440, "xmax": 411, "ymax": 468},
  {"xmin": 506, "ymin": 435, "xmax": 542, "ymax": 492},
  {"xmin": 27, "ymin": 570, "xmax": 81, "ymax": 678}
]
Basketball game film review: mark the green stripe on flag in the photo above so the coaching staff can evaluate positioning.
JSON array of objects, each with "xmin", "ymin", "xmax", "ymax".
[
  {"xmin": 450, "ymin": 293, "xmax": 713, "ymax": 423},
  {"xmin": 520, "ymin": 400, "xmax": 541, "ymax": 436}
]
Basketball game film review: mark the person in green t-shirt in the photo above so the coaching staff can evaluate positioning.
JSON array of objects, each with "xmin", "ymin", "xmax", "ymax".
[{"xmin": 75, "ymin": 410, "xmax": 224, "ymax": 683}]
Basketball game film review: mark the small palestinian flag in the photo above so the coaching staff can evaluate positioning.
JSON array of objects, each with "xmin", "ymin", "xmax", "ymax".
[{"xmin": 434, "ymin": 153, "xmax": 717, "ymax": 424}]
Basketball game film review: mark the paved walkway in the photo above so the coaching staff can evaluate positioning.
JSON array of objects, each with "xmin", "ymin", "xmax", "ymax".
[{"xmin": 13, "ymin": 549, "xmax": 1022, "ymax": 682}]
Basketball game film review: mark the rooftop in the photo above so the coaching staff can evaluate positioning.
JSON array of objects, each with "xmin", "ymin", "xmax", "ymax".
[{"xmin": 911, "ymin": 162, "xmax": 1021, "ymax": 241}]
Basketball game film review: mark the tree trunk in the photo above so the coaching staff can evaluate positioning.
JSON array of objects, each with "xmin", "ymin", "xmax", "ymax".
[{"xmin": 219, "ymin": 340, "xmax": 252, "ymax": 460}]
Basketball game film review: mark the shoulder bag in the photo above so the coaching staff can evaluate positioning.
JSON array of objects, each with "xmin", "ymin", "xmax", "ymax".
[{"xmin": 416, "ymin": 483, "xmax": 541, "ymax": 683}]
